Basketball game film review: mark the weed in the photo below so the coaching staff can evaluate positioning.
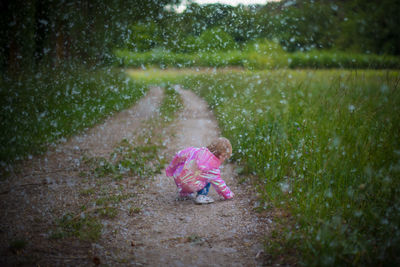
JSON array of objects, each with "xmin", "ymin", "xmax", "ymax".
[
  {"xmin": 51, "ymin": 212, "xmax": 102, "ymax": 242},
  {"xmin": 95, "ymin": 194, "xmax": 132, "ymax": 206},
  {"xmin": 97, "ymin": 207, "xmax": 118, "ymax": 219},
  {"xmin": 80, "ymin": 188, "xmax": 96, "ymax": 196},
  {"xmin": 159, "ymin": 85, "xmax": 184, "ymax": 122},
  {"xmin": 82, "ymin": 141, "xmax": 165, "ymax": 180},
  {"xmin": 128, "ymin": 207, "xmax": 142, "ymax": 216}
]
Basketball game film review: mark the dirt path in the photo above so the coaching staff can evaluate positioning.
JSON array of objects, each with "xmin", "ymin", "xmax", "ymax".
[
  {"xmin": 0, "ymin": 86, "xmax": 270, "ymax": 266},
  {"xmin": 133, "ymin": 86, "xmax": 270, "ymax": 266}
]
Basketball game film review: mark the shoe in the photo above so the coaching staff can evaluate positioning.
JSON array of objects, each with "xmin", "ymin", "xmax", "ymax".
[{"xmin": 195, "ymin": 195, "xmax": 214, "ymax": 204}]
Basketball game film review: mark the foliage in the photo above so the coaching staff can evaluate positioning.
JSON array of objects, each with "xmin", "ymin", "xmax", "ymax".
[
  {"xmin": 275, "ymin": 1, "xmax": 338, "ymax": 52},
  {"xmin": 196, "ymin": 27, "xmax": 237, "ymax": 52},
  {"xmin": 126, "ymin": 22, "xmax": 162, "ymax": 51},
  {"xmin": 335, "ymin": 0, "xmax": 400, "ymax": 55},
  {"xmin": 177, "ymin": 69, "xmax": 400, "ymax": 266},
  {"xmin": 121, "ymin": 0, "xmax": 400, "ymax": 56}
]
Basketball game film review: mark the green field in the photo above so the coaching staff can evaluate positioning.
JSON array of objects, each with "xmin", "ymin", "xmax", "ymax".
[{"xmin": 130, "ymin": 68, "xmax": 400, "ymax": 266}]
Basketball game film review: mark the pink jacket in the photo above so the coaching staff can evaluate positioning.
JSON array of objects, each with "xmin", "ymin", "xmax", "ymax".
[{"xmin": 166, "ymin": 147, "xmax": 234, "ymax": 199}]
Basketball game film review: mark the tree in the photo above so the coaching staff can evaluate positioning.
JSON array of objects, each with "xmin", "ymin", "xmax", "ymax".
[
  {"xmin": 126, "ymin": 22, "xmax": 162, "ymax": 51},
  {"xmin": 197, "ymin": 27, "xmax": 236, "ymax": 52},
  {"xmin": 336, "ymin": 0, "xmax": 400, "ymax": 54}
]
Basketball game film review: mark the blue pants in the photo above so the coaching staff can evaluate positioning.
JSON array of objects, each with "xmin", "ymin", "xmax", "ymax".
[{"xmin": 197, "ymin": 182, "xmax": 210, "ymax": 196}]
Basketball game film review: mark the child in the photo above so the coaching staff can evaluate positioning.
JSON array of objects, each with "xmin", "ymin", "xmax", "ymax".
[{"xmin": 165, "ymin": 137, "xmax": 234, "ymax": 204}]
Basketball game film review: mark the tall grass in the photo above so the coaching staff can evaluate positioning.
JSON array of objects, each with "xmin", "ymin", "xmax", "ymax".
[
  {"xmin": 179, "ymin": 69, "xmax": 400, "ymax": 266},
  {"xmin": 0, "ymin": 66, "xmax": 147, "ymax": 166}
]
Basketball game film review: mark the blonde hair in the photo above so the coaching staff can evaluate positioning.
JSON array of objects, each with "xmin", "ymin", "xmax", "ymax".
[{"xmin": 207, "ymin": 137, "xmax": 232, "ymax": 159}]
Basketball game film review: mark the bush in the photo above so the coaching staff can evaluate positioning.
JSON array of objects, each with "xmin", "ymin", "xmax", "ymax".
[
  {"xmin": 125, "ymin": 22, "xmax": 161, "ymax": 52},
  {"xmin": 197, "ymin": 27, "xmax": 237, "ymax": 52},
  {"xmin": 114, "ymin": 49, "xmax": 247, "ymax": 68},
  {"xmin": 289, "ymin": 51, "xmax": 400, "ymax": 69},
  {"xmin": 115, "ymin": 39, "xmax": 400, "ymax": 70}
]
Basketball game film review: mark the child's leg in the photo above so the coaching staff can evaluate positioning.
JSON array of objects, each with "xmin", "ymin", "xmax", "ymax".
[{"xmin": 197, "ymin": 183, "xmax": 211, "ymax": 196}]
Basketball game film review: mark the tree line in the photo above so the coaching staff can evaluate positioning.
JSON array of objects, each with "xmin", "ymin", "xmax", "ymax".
[
  {"xmin": 1, "ymin": 0, "xmax": 399, "ymax": 75},
  {"xmin": 127, "ymin": 0, "xmax": 400, "ymax": 55}
]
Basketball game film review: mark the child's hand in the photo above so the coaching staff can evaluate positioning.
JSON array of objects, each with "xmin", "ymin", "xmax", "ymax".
[{"xmin": 225, "ymin": 191, "xmax": 234, "ymax": 199}]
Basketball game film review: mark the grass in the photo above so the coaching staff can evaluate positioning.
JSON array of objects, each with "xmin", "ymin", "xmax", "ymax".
[
  {"xmin": 128, "ymin": 206, "xmax": 141, "ymax": 216},
  {"xmin": 136, "ymin": 68, "xmax": 400, "ymax": 266},
  {"xmin": 50, "ymin": 212, "xmax": 103, "ymax": 241},
  {"xmin": 84, "ymin": 140, "xmax": 166, "ymax": 180},
  {"xmin": 159, "ymin": 84, "xmax": 184, "ymax": 122},
  {"xmin": 0, "ymin": 65, "xmax": 147, "ymax": 168},
  {"xmin": 184, "ymin": 69, "xmax": 400, "ymax": 266}
]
